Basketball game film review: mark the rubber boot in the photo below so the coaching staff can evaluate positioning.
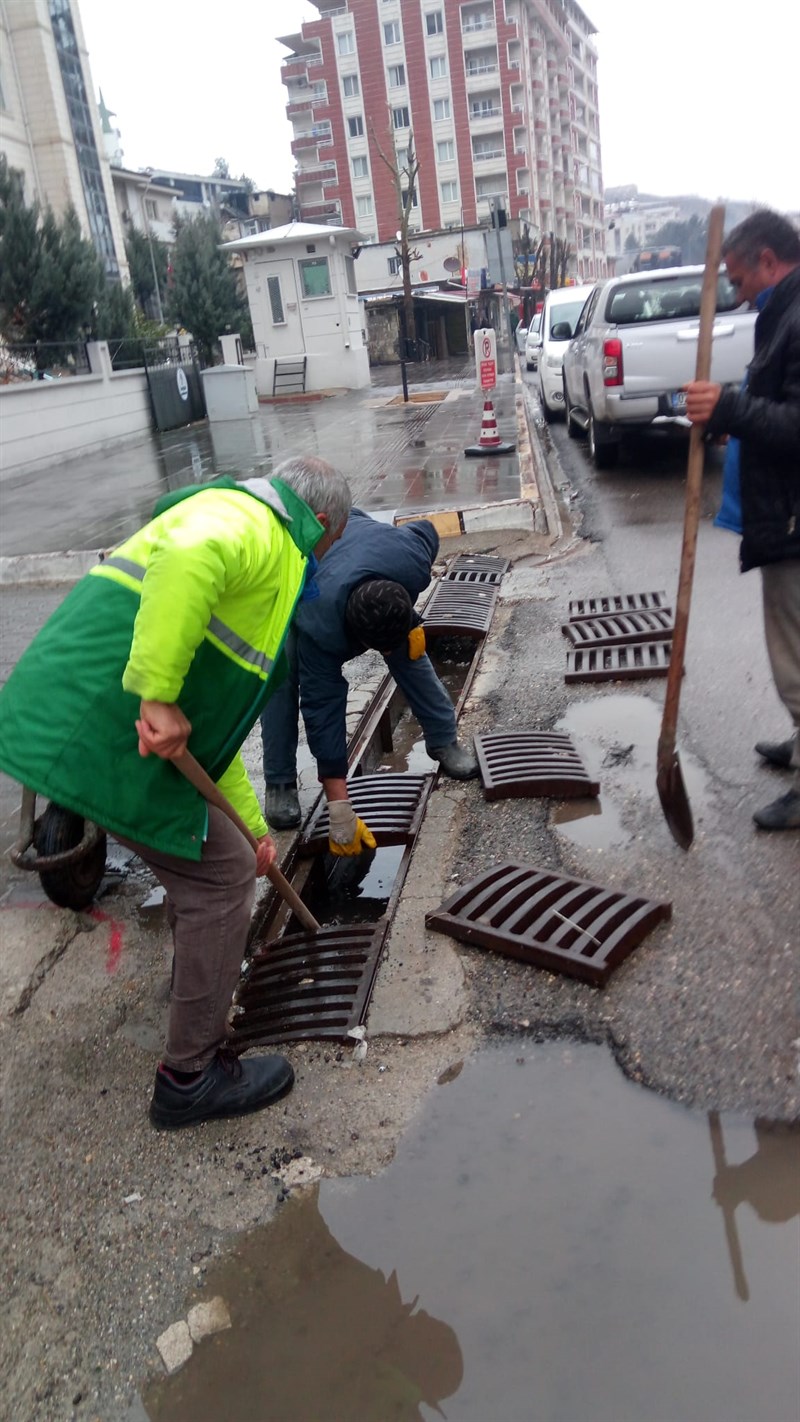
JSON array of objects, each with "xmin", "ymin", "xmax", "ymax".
[
  {"xmin": 265, "ymin": 783, "xmax": 301, "ymax": 829},
  {"xmin": 430, "ymin": 739, "xmax": 479, "ymax": 780},
  {"xmin": 754, "ymin": 738, "xmax": 795, "ymax": 770}
]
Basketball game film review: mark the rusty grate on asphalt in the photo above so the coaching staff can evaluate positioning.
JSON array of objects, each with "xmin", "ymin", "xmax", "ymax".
[
  {"xmin": 562, "ymin": 608, "xmax": 674, "ymax": 648},
  {"xmin": 426, "ymin": 862, "xmax": 671, "ymax": 987},
  {"xmin": 445, "ymin": 552, "xmax": 510, "ymax": 584},
  {"xmin": 568, "ymin": 590, "xmax": 670, "ymax": 621},
  {"xmin": 422, "ymin": 580, "xmax": 498, "ymax": 637},
  {"xmin": 565, "ymin": 642, "xmax": 672, "ymax": 683},
  {"xmin": 230, "ymin": 924, "xmax": 388, "ymax": 1047},
  {"xmin": 299, "ymin": 773, "xmax": 432, "ymax": 853},
  {"xmin": 475, "ymin": 731, "xmax": 599, "ymax": 800}
]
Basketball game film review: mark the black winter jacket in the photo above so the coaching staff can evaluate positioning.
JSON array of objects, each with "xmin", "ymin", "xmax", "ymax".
[{"xmin": 708, "ymin": 264, "xmax": 800, "ymax": 572}]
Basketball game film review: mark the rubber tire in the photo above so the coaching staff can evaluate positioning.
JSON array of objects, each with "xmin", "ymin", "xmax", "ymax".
[
  {"xmin": 34, "ymin": 802, "xmax": 107, "ymax": 910},
  {"xmin": 564, "ymin": 377, "xmax": 582, "ymax": 439},
  {"xmin": 526, "ymin": 361, "xmax": 534, "ymax": 371},
  {"xmin": 588, "ymin": 404, "xmax": 620, "ymax": 469},
  {"xmin": 539, "ymin": 380, "xmax": 555, "ymax": 423}
]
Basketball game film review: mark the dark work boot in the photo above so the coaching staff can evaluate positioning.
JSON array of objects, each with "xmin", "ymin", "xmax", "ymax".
[
  {"xmin": 430, "ymin": 740, "xmax": 480, "ymax": 780},
  {"xmin": 754, "ymin": 738, "xmax": 795, "ymax": 770},
  {"xmin": 265, "ymin": 783, "xmax": 301, "ymax": 829},
  {"xmin": 150, "ymin": 1049, "xmax": 294, "ymax": 1130},
  {"xmin": 752, "ymin": 788, "xmax": 800, "ymax": 831}
]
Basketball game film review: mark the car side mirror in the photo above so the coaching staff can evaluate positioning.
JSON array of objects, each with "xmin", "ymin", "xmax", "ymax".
[{"xmin": 550, "ymin": 321, "xmax": 573, "ymax": 341}]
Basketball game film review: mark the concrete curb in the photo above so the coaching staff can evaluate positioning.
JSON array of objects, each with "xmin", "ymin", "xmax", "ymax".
[{"xmin": 0, "ymin": 549, "xmax": 105, "ymax": 587}]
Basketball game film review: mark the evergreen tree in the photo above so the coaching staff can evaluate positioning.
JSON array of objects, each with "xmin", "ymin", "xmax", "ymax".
[
  {"xmin": 94, "ymin": 278, "xmax": 137, "ymax": 340},
  {"xmin": 124, "ymin": 223, "xmax": 168, "ymax": 316},
  {"xmin": 167, "ymin": 213, "xmax": 247, "ymax": 365},
  {"xmin": 650, "ymin": 215, "xmax": 708, "ymax": 264},
  {"xmin": 0, "ymin": 156, "xmax": 45, "ymax": 342}
]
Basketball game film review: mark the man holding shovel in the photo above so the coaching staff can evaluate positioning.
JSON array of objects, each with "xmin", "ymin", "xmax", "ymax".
[
  {"xmin": 686, "ymin": 209, "xmax": 800, "ymax": 830},
  {"xmin": 0, "ymin": 457, "xmax": 352, "ymax": 1127}
]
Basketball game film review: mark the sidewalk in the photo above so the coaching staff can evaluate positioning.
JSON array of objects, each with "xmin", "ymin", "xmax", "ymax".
[{"xmin": 0, "ymin": 359, "xmax": 538, "ymax": 564}]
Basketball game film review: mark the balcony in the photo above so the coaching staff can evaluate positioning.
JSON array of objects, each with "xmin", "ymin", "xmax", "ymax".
[
  {"xmin": 462, "ymin": 17, "xmax": 496, "ymax": 36},
  {"xmin": 291, "ymin": 134, "xmax": 319, "ymax": 152},
  {"xmin": 296, "ymin": 160, "xmax": 337, "ymax": 180},
  {"xmin": 469, "ymin": 104, "xmax": 502, "ymax": 123},
  {"xmin": 286, "ymin": 97, "xmax": 314, "ymax": 117},
  {"xmin": 301, "ymin": 200, "xmax": 342, "ymax": 220},
  {"xmin": 473, "ymin": 147, "xmax": 506, "ymax": 166}
]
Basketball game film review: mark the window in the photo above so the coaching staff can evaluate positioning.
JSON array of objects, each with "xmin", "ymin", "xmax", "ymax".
[
  {"xmin": 337, "ymin": 31, "xmax": 355, "ymax": 56},
  {"xmin": 441, "ymin": 180, "xmax": 458, "ymax": 203},
  {"xmin": 383, "ymin": 20, "xmax": 401, "ymax": 44},
  {"xmin": 352, "ymin": 155, "xmax": 369, "ymax": 178},
  {"xmin": 348, "ymin": 115, "xmax": 364, "ymax": 138},
  {"xmin": 356, "ymin": 194, "xmax": 373, "ymax": 217},
  {"xmin": 401, "ymin": 187, "xmax": 418, "ymax": 209},
  {"xmin": 429, "ymin": 55, "xmax": 447, "ymax": 79},
  {"xmin": 392, "ymin": 105, "xmax": 410, "ymax": 129},
  {"xmin": 267, "ymin": 275, "xmax": 285, "ymax": 324},
  {"xmin": 426, "ymin": 11, "xmax": 443, "ymax": 35},
  {"xmin": 388, "ymin": 255, "xmax": 400, "ymax": 275},
  {"xmin": 388, "ymin": 63, "xmax": 406, "ymax": 87},
  {"xmin": 298, "ymin": 256, "xmax": 332, "ymax": 298},
  {"xmin": 433, "ymin": 97, "xmax": 450, "ymax": 120},
  {"xmin": 144, "ymin": 198, "xmax": 158, "ymax": 220},
  {"xmin": 437, "ymin": 139, "xmax": 455, "ymax": 162},
  {"xmin": 344, "ymin": 255, "xmax": 357, "ymax": 295},
  {"xmin": 342, "ymin": 73, "xmax": 359, "ymax": 97}
]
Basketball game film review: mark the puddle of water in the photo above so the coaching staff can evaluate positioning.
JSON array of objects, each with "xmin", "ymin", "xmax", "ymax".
[
  {"xmin": 554, "ymin": 693, "xmax": 712, "ymax": 851},
  {"xmin": 144, "ymin": 1041, "xmax": 799, "ymax": 1422}
]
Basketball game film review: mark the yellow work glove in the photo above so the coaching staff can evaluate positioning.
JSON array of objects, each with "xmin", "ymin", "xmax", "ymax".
[
  {"xmin": 328, "ymin": 799, "xmax": 377, "ymax": 857},
  {"xmin": 407, "ymin": 625, "xmax": 426, "ymax": 660}
]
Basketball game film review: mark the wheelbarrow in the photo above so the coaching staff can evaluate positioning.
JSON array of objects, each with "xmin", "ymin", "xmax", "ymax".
[{"xmin": 9, "ymin": 788, "xmax": 107, "ymax": 910}]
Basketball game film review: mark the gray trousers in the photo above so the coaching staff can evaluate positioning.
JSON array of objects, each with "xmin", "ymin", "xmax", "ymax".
[
  {"xmin": 116, "ymin": 805, "xmax": 255, "ymax": 1070},
  {"xmin": 761, "ymin": 560, "xmax": 800, "ymax": 772}
]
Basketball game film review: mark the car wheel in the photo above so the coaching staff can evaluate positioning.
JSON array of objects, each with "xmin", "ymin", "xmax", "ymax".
[
  {"xmin": 588, "ymin": 403, "xmax": 620, "ymax": 469},
  {"xmin": 564, "ymin": 376, "xmax": 582, "ymax": 439},
  {"xmin": 526, "ymin": 361, "xmax": 534, "ymax": 371},
  {"xmin": 539, "ymin": 379, "xmax": 554, "ymax": 422}
]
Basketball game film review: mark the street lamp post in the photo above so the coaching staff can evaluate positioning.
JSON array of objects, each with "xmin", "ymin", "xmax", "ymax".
[{"xmin": 141, "ymin": 170, "xmax": 165, "ymax": 325}]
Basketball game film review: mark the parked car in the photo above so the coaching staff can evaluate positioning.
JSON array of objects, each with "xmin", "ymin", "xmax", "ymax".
[
  {"xmin": 561, "ymin": 265, "xmax": 757, "ymax": 468},
  {"xmin": 524, "ymin": 312, "xmax": 543, "ymax": 370},
  {"xmin": 515, "ymin": 322, "xmax": 528, "ymax": 355},
  {"xmin": 536, "ymin": 286, "xmax": 596, "ymax": 419}
]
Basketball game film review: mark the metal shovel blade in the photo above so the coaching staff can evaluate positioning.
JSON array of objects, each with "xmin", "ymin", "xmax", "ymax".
[{"xmin": 656, "ymin": 752, "xmax": 694, "ymax": 851}]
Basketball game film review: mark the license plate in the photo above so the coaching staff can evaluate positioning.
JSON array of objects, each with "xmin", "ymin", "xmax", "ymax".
[{"xmin": 671, "ymin": 390, "xmax": 687, "ymax": 412}]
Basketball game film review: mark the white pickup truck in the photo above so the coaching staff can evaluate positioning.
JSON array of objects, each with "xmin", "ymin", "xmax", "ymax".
[{"xmin": 561, "ymin": 265, "xmax": 757, "ymax": 468}]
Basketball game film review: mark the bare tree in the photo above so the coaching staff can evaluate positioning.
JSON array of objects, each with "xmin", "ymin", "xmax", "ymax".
[{"xmin": 370, "ymin": 113, "xmax": 422, "ymax": 348}]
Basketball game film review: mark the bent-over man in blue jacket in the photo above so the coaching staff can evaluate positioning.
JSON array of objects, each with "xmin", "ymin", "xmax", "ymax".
[{"xmin": 261, "ymin": 509, "xmax": 477, "ymax": 847}]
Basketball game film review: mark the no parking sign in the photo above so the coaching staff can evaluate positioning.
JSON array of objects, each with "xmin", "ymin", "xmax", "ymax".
[{"xmin": 474, "ymin": 328, "xmax": 497, "ymax": 391}]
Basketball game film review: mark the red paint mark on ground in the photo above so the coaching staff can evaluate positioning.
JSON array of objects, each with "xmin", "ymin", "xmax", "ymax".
[{"xmin": 89, "ymin": 907, "xmax": 124, "ymax": 973}]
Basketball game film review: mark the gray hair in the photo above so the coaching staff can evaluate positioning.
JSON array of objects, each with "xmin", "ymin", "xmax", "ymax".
[
  {"xmin": 723, "ymin": 209, "xmax": 800, "ymax": 267},
  {"xmin": 272, "ymin": 455, "xmax": 352, "ymax": 530}
]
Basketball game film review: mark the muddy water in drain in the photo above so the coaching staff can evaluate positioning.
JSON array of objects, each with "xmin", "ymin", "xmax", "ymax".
[{"xmin": 144, "ymin": 1042, "xmax": 799, "ymax": 1422}]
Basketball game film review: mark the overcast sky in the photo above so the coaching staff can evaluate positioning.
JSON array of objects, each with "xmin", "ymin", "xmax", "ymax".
[{"xmin": 77, "ymin": 0, "xmax": 797, "ymax": 211}]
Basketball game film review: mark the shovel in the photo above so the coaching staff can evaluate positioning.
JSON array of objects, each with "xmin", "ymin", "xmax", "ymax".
[
  {"xmin": 656, "ymin": 203, "xmax": 726, "ymax": 849},
  {"xmin": 173, "ymin": 749, "xmax": 321, "ymax": 934}
]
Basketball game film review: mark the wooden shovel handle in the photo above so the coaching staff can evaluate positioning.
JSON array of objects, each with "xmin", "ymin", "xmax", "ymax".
[
  {"xmin": 659, "ymin": 204, "xmax": 726, "ymax": 757},
  {"xmin": 172, "ymin": 750, "xmax": 321, "ymax": 933}
]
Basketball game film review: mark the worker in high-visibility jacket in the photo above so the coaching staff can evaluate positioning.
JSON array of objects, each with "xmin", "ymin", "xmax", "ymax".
[{"xmin": 0, "ymin": 457, "xmax": 352, "ymax": 1130}]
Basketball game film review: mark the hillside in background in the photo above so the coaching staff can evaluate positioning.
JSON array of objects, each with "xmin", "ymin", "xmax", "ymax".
[{"xmin": 604, "ymin": 186, "xmax": 761, "ymax": 228}]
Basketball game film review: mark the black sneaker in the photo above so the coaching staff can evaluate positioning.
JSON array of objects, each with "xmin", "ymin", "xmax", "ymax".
[
  {"xmin": 752, "ymin": 788, "xmax": 800, "ymax": 831},
  {"xmin": 149, "ymin": 1049, "xmax": 294, "ymax": 1130},
  {"xmin": 754, "ymin": 738, "xmax": 795, "ymax": 770},
  {"xmin": 265, "ymin": 783, "xmax": 301, "ymax": 829}
]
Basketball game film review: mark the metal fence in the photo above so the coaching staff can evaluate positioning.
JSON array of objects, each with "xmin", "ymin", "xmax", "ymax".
[
  {"xmin": 0, "ymin": 341, "xmax": 90, "ymax": 383},
  {"xmin": 107, "ymin": 336, "xmax": 195, "ymax": 372}
]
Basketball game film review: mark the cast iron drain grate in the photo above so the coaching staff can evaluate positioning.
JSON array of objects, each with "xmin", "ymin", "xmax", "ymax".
[
  {"xmin": 565, "ymin": 642, "xmax": 672, "ymax": 683},
  {"xmin": 300, "ymin": 773, "xmax": 432, "ymax": 853},
  {"xmin": 475, "ymin": 731, "xmax": 599, "ymax": 800},
  {"xmin": 426, "ymin": 863, "xmax": 671, "ymax": 987},
  {"xmin": 230, "ymin": 924, "xmax": 388, "ymax": 1046},
  {"xmin": 567, "ymin": 590, "xmax": 670, "ymax": 621},
  {"xmin": 562, "ymin": 609, "xmax": 674, "ymax": 648},
  {"xmin": 445, "ymin": 553, "xmax": 510, "ymax": 583},
  {"xmin": 422, "ymin": 580, "xmax": 498, "ymax": 636}
]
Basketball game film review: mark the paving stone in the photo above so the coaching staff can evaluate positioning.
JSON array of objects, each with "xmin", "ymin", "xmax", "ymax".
[
  {"xmin": 156, "ymin": 1320, "xmax": 193, "ymax": 1373},
  {"xmin": 187, "ymin": 1297, "xmax": 232, "ymax": 1342}
]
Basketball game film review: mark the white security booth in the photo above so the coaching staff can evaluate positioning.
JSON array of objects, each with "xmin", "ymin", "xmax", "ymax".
[{"xmin": 223, "ymin": 222, "xmax": 370, "ymax": 396}]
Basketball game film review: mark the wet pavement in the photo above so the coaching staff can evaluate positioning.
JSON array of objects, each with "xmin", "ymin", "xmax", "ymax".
[
  {"xmin": 144, "ymin": 1039, "xmax": 800, "ymax": 1422},
  {"xmin": 0, "ymin": 360, "xmax": 522, "ymax": 558}
]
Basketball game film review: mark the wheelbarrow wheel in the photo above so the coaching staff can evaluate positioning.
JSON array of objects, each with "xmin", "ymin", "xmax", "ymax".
[{"xmin": 34, "ymin": 803, "xmax": 107, "ymax": 910}]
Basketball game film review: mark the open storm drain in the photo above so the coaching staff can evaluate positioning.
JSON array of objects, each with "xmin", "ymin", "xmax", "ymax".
[
  {"xmin": 230, "ymin": 924, "xmax": 388, "ymax": 1047},
  {"xmin": 567, "ymin": 590, "xmax": 670, "ymax": 621},
  {"xmin": 562, "ymin": 609, "xmax": 675, "ymax": 648},
  {"xmin": 565, "ymin": 642, "xmax": 672, "ymax": 683},
  {"xmin": 422, "ymin": 580, "xmax": 498, "ymax": 637},
  {"xmin": 474, "ymin": 731, "xmax": 599, "ymax": 800},
  {"xmin": 300, "ymin": 774, "xmax": 433, "ymax": 853},
  {"xmin": 426, "ymin": 863, "xmax": 671, "ymax": 987}
]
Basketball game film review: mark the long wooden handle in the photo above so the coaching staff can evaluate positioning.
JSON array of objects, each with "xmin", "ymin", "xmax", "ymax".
[
  {"xmin": 659, "ymin": 204, "xmax": 726, "ymax": 757},
  {"xmin": 173, "ymin": 750, "xmax": 321, "ymax": 933}
]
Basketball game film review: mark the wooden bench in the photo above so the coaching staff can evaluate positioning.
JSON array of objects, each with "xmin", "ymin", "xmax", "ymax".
[{"xmin": 272, "ymin": 356, "xmax": 307, "ymax": 396}]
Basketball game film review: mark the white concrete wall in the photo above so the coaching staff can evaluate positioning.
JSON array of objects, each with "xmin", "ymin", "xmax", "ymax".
[{"xmin": 0, "ymin": 344, "xmax": 152, "ymax": 477}]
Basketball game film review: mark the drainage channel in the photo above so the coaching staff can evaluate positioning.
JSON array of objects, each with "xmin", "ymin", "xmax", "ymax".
[{"xmin": 231, "ymin": 554, "xmax": 510, "ymax": 1051}]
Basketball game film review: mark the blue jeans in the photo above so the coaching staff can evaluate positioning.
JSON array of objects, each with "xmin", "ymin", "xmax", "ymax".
[{"xmin": 261, "ymin": 634, "xmax": 457, "ymax": 784}]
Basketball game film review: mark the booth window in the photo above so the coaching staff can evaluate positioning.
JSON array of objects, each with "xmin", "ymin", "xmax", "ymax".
[{"xmin": 298, "ymin": 257, "xmax": 332, "ymax": 298}]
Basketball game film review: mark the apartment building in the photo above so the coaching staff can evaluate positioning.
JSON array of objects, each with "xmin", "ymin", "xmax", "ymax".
[
  {"xmin": 0, "ymin": 0, "xmax": 128, "ymax": 279},
  {"xmin": 279, "ymin": 0, "xmax": 606, "ymax": 281}
]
